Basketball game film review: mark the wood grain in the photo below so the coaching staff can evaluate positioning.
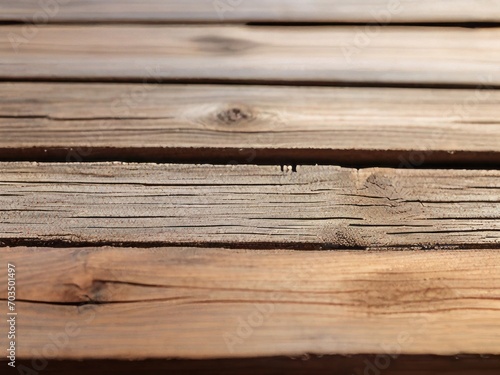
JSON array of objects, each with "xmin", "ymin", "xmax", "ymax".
[
  {"xmin": 1, "ymin": 247, "xmax": 500, "ymax": 359},
  {"xmin": 1, "ymin": 0, "xmax": 500, "ymax": 23},
  {"xmin": 0, "ymin": 163, "xmax": 499, "ymax": 248},
  {"xmin": 2, "ymin": 26, "xmax": 500, "ymax": 86},
  {"xmin": 1, "ymin": 83, "xmax": 499, "ymax": 166}
]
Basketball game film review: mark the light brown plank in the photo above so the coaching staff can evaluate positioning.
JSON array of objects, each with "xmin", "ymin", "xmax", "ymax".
[
  {"xmin": 1, "ymin": 247, "xmax": 500, "ymax": 359},
  {"xmin": 0, "ymin": 163, "xmax": 499, "ymax": 248},
  {"xmin": 1, "ymin": 26, "xmax": 500, "ymax": 86},
  {"xmin": 1, "ymin": 83, "xmax": 499, "ymax": 166},
  {"xmin": 1, "ymin": 0, "xmax": 500, "ymax": 23}
]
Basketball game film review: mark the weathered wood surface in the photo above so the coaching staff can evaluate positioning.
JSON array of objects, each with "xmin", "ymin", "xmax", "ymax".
[
  {"xmin": 1, "ymin": 83, "xmax": 499, "ymax": 164},
  {"xmin": 1, "ymin": 247, "xmax": 500, "ymax": 359},
  {"xmin": 2, "ymin": 26, "xmax": 500, "ymax": 86},
  {"xmin": 1, "ymin": 1, "xmax": 499, "ymax": 373},
  {"xmin": 1, "ymin": 0, "xmax": 500, "ymax": 23},
  {"xmin": 0, "ymin": 163, "xmax": 499, "ymax": 248}
]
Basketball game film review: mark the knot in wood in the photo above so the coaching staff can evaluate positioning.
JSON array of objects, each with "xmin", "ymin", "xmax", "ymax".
[{"xmin": 217, "ymin": 105, "xmax": 253, "ymax": 125}]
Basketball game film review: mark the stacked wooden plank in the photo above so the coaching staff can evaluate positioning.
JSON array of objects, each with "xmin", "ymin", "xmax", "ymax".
[{"xmin": 0, "ymin": 1, "xmax": 499, "ymax": 374}]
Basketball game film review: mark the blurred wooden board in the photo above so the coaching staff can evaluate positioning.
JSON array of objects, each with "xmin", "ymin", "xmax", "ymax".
[
  {"xmin": 1, "ymin": 26, "xmax": 500, "ymax": 86},
  {"xmin": 1, "ymin": 0, "xmax": 500, "ymax": 23},
  {"xmin": 1, "ymin": 83, "xmax": 499, "ymax": 166},
  {"xmin": 1, "ymin": 247, "xmax": 500, "ymax": 359},
  {"xmin": 0, "ymin": 163, "xmax": 499, "ymax": 248}
]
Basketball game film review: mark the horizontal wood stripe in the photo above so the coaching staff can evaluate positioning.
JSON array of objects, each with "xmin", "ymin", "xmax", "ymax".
[
  {"xmin": 1, "ymin": 26, "xmax": 500, "ymax": 86},
  {"xmin": 1, "ymin": 0, "xmax": 500, "ymax": 23},
  {"xmin": 1, "ymin": 247, "xmax": 500, "ymax": 358},
  {"xmin": 0, "ymin": 163, "xmax": 499, "ymax": 247},
  {"xmin": 0, "ymin": 83, "xmax": 499, "ymax": 166}
]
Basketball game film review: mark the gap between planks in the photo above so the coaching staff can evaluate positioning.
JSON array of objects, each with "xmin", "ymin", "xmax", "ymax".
[
  {"xmin": 5, "ymin": 356, "xmax": 500, "ymax": 375},
  {"xmin": 1, "ymin": 247, "xmax": 500, "ymax": 359}
]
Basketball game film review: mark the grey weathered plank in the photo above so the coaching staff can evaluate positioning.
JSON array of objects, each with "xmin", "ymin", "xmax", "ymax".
[
  {"xmin": 1, "ymin": 247, "xmax": 500, "ymax": 359},
  {"xmin": 1, "ymin": 26, "xmax": 500, "ymax": 86},
  {"xmin": 1, "ymin": 0, "xmax": 500, "ymax": 23},
  {"xmin": 0, "ymin": 163, "xmax": 498, "ymax": 247}
]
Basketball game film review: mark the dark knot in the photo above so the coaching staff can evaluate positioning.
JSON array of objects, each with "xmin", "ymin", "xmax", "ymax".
[{"xmin": 216, "ymin": 105, "xmax": 253, "ymax": 125}]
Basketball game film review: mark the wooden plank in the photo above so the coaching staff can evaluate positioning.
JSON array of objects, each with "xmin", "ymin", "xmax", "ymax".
[
  {"xmin": 1, "ymin": 83, "xmax": 499, "ymax": 166},
  {"xmin": 2, "ymin": 26, "xmax": 500, "ymax": 86},
  {"xmin": 1, "ymin": 247, "xmax": 500, "ymax": 359},
  {"xmin": 1, "ymin": 0, "xmax": 500, "ymax": 23},
  {"xmin": 0, "ymin": 163, "xmax": 498, "ymax": 248}
]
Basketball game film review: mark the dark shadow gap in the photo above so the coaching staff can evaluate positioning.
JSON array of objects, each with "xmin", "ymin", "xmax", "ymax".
[
  {"xmin": 0, "ymin": 147, "xmax": 498, "ymax": 170},
  {"xmin": 4, "ymin": 355, "xmax": 500, "ymax": 375},
  {"xmin": 247, "ymin": 21, "xmax": 500, "ymax": 28},
  {"xmin": 2, "ymin": 77, "xmax": 500, "ymax": 90},
  {"xmin": 1, "ymin": 238, "xmax": 497, "ymax": 251},
  {"xmin": 1, "ymin": 20, "xmax": 500, "ymax": 27}
]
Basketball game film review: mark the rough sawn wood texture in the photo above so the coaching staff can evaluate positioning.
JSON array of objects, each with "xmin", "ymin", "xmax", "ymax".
[{"xmin": 0, "ymin": 163, "xmax": 498, "ymax": 248}]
